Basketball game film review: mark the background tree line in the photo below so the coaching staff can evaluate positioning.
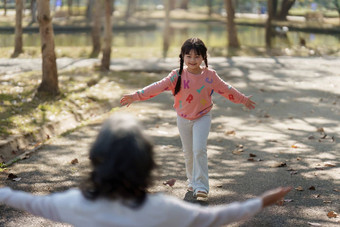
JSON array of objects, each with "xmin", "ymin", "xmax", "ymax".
[{"xmin": 3, "ymin": 0, "xmax": 340, "ymax": 96}]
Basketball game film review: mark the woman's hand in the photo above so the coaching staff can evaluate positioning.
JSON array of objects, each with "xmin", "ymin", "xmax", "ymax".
[
  {"xmin": 244, "ymin": 95, "xmax": 256, "ymax": 110},
  {"xmin": 120, "ymin": 94, "xmax": 134, "ymax": 107},
  {"xmin": 261, "ymin": 187, "xmax": 292, "ymax": 208}
]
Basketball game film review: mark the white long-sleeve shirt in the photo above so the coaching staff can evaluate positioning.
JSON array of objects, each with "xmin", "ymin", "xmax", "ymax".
[{"xmin": 0, "ymin": 187, "xmax": 262, "ymax": 227}]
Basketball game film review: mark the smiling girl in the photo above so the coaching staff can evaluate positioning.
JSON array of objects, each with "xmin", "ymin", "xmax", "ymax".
[{"xmin": 120, "ymin": 37, "xmax": 256, "ymax": 198}]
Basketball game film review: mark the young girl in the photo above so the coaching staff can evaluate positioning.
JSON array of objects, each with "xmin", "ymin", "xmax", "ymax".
[
  {"xmin": 120, "ymin": 37, "xmax": 256, "ymax": 198},
  {"xmin": 0, "ymin": 113, "xmax": 291, "ymax": 227}
]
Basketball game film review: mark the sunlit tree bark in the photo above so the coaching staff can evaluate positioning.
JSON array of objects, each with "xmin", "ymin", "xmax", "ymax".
[
  {"xmin": 37, "ymin": 0, "xmax": 59, "ymax": 95},
  {"xmin": 12, "ymin": 0, "xmax": 24, "ymax": 58},
  {"xmin": 266, "ymin": 0, "xmax": 274, "ymax": 48},
  {"xmin": 101, "ymin": 0, "xmax": 114, "ymax": 71},
  {"xmin": 334, "ymin": 0, "xmax": 340, "ymax": 25},
  {"xmin": 4, "ymin": 0, "xmax": 7, "ymax": 16},
  {"xmin": 90, "ymin": 0, "xmax": 103, "ymax": 58},
  {"xmin": 86, "ymin": 0, "xmax": 94, "ymax": 22},
  {"xmin": 125, "ymin": 0, "xmax": 136, "ymax": 21},
  {"xmin": 30, "ymin": 0, "xmax": 37, "ymax": 24},
  {"xmin": 277, "ymin": 0, "xmax": 296, "ymax": 21},
  {"xmin": 163, "ymin": 0, "xmax": 171, "ymax": 58},
  {"xmin": 180, "ymin": 0, "xmax": 189, "ymax": 10},
  {"xmin": 224, "ymin": 0, "xmax": 240, "ymax": 48},
  {"xmin": 67, "ymin": 0, "xmax": 73, "ymax": 16},
  {"xmin": 207, "ymin": 0, "xmax": 212, "ymax": 17}
]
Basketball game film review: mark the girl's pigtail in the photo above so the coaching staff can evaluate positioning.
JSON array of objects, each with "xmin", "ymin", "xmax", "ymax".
[
  {"xmin": 204, "ymin": 58, "xmax": 208, "ymax": 68},
  {"xmin": 174, "ymin": 55, "xmax": 184, "ymax": 96}
]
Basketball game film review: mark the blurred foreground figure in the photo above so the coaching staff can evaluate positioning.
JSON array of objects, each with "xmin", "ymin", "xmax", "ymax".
[{"xmin": 0, "ymin": 113, "xmax": 291, "ymax": 227}]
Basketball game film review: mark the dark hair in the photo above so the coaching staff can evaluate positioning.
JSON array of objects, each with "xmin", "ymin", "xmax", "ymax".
[
  {"xmin": 174, "ymin": 37, "xmax": 209, "ymax": 96},
  {"xmin": 80, "ymin": 114, "xmax": 155, "ymax": 208}
]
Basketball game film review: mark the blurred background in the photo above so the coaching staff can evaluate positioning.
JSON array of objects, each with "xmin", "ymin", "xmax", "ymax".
[{"xmin": 0, "ymin": 0, "xmax": 339, "ymax": 59}]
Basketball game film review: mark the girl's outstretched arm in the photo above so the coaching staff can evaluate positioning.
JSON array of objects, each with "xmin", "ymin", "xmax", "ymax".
[
  {"xmin": 243, "ymin": 95, "xmax": 256, "ymax": 110},
  {"xmin": 120, "ymin": 94, "xmax": 135, "ymax": 107}
]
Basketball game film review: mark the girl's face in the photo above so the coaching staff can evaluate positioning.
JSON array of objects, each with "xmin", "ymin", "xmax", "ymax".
[{"xmin": 183, "ymin": 49, "xmax": 203, "ymax": 74}]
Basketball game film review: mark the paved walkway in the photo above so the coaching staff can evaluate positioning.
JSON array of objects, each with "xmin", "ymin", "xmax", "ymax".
[{"xmin": 0, "ymin": 57, "xmax": 339, "ymax": 226}]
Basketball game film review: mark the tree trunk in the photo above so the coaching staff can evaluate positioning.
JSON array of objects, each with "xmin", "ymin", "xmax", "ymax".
[
  {"xmin": 125, "ymin": 0, "xmax": 136, "ymax": 21},
  {"xmin": 180, "ymin": 0, "xmax": 189, "ymax": 10},
  {"xmin": 207, "ymin": 0, "xmax": 212, "ymax": 17},
  {"xmin": 273, "ymin": 0, "xmax": 278, "ymax": 17},
  {"xmin": 163, "ymin": 0, "xmax": 171, "ymax": 58},
  {"xmin": 333, "ymin": 0, "xmax": 340, "ymax": 25},
  {"xmin": 12, "ymin": 0, "xmax": 24, "ymax": 58},
  {"xmin": 90, "ymin": 0, "xmax": 103, "ymax": 58},
  {"xmin": 30, "ymin": 0, "xmax": 37, "ymax": 24},
  {"xmin": 224, "ymin": 0, "xmax": 240, "ymax": 48},
  {"xmin": 90, "ymin": 0, "xmax": 104, "ymax": 58},
  {"xmin": 101, "ymin": 0, "xmax": 113, "ymax": 71},
  {"xmin": 4, "ymin": 0, "xmax": 7, "ymax": 16},
  {"xmin": 37, "ymin": 0, "xmax": 59, "ymax": 95},
  {"xmin": 265, "ymin": 0, "xmax": 274, "ymax": 48},
  {"xmin": 86, "ymin": 0, "xmax": 94, "ymax": 22},
  {"xmin": 67, "ymin": 0, "xmax": 73, "ymax": 16},
  {"xmin": 277, "ymin": 0, "xmax": 296, "ymax": 21}
]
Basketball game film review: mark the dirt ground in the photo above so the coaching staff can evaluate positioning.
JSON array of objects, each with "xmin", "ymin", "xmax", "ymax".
[{"xmin": 0, "ymin": 57, "xmax": 339, "ymax": 226}]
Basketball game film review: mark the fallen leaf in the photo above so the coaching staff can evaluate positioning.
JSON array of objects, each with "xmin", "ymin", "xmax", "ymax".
[
  {"xmin": 249, "ymin": 153, "xmax": 257, "ymax": 157},
  {"xmin": 327, "ymin": 211, "xmax": 338, "ymax": 218},
  {"xmin": 309, "ymin": 186, "xmax": 316, "ymax": 190},
  {"xmin": 291, "ymin": 144, "xmax": 299, "ymax": 148},
  {"xmin": 317, "ymin": 127, "xmax": 324, "ymax": 133},
  {"xmin": 71, "ymin": 158, "xmax": 79, "ymax": 165},
  {"xmin": 225, "ymin": 130, "xmax": 235, "ymax": 136},
  {"xmin": 269, "ymin": 139, "xmax": 278, "ymax": 143},
  {"xmin": 232, "ymin": 148, "xmax": 244, "ymax": 155},
  {"xmin": 323, "ymin": 201, "xmax": 332, "ymax": 204},
  {"xmin": 247, "ymin": 158, "xmax": 255, "ymax": 162},
  {"xmin": 163, "ymin": 178, "xmax": 176, "ymax": 187},
  {"xmin": 320, "ymin": 134, "xmax": 327, "ymax": 139},
  {"xmin": 308, "ymin": 136, "xmax": 315, "ymax": 140},
  {"xmin": 295, "ymin": 186, "xmax": 304, "ymax": 191},
  {"xmin": 271, "ymin": 162, "xmax": 287, "ymax": 168},
  {"xmin": 333, "ymin": 189, "xmax": 340, "ymax": 192},
  {"xmin": 313, "ymin": 194, "xmax": 321, "ymax": 198},
  {"xmin": 324, "ymin": 162, "xmax": 336, "ymax": 167},
  {"xmin": 46, "ymin": 134, "xmax": 50, "ymax": 140},
  {"xmin": 315, "ymin": 167, "xmax": 324, "ymax": 170},
  {"xmin": 296, "ymin": 157, "xmax": 302, "ymax": 161},
  {"xmin": 216, "ymin": 184, "xmax": 223, "ymax": 188},
  {"xmin": 308, "ymin": 222, "xmax": 322, "ymax": 226}
]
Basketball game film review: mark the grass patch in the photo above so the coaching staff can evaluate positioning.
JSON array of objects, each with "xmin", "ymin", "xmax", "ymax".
[{"xmin": 0, "ymin": 67, "xmax": 164, "ymax": 140}]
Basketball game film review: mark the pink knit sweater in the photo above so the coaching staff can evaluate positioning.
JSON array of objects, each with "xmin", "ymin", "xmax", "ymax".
[{"xmin": 132, "ymin": 68, "xmax": 247, "ymax": 120}]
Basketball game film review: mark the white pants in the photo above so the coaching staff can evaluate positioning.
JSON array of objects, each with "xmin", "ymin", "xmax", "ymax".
[{"xmin": 177, "ymin": 112, "xmax": 211, "ymax": 193}]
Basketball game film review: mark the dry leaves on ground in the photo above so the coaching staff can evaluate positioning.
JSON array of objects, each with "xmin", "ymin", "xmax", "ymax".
[
  {"xmin": 327, "ymin": 211, "xmax": 338, "ymax": 218},
  {"xmin": 163, "ymin": 178, "xmax": 176, "ymax": 187}
]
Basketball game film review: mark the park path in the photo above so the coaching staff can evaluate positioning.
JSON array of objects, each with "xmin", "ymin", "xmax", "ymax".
[{"xmin": 0, "ymin": 57, "xmax": 339, "ymax": 226}]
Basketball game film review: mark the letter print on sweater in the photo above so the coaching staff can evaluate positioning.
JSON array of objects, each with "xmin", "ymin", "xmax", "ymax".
[
  {"xmin": 186, "ymin": 94, "xmax": 194, "ymax": 103},
  {"xmin": 183, "ymin": 80, "xmax": 190, "ymax": 89}
]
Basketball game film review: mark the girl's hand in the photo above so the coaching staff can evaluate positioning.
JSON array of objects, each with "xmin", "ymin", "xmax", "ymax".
[
  {"xmin": 261, "ymin": 187, "xmax": 292, "ymax": 208},
  {"xmin": 120, "ymin": 94, "xmax": 134, "ymax": 107},
  {"xmin": 244, "ymin": 95, "xmax": 256, "ymax": 110}
]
